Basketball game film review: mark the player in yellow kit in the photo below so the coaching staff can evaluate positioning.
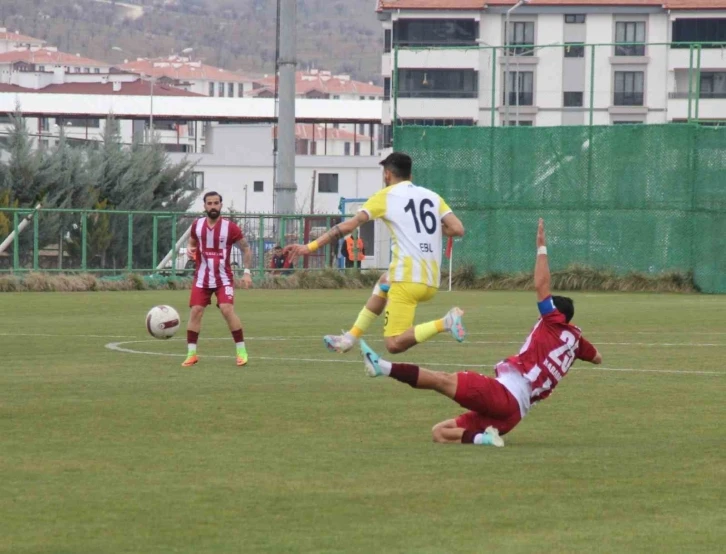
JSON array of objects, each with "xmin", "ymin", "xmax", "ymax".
[{"xmin": 286, "ymin": 152, "xmax": 466, "ymax": 354}]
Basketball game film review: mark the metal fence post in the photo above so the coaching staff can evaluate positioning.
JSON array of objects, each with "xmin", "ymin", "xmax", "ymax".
[
  {"xmin": 32, "ymin": 209, "xmax": 39, "ymax": 271},
  {"xmin": 694, "ymin": 44, "xmax": 702, "ymax": 121},
  {"xmin": 81, "ymin": 211, "xmax": 87, "ymax": 272},
  {"xmin": 258, "ymin": 215, "xmax": 265, "ymax": 276},
  {"xmin": 589, "ymin": 44, "xmax": 596, "ymax": 127},
  {"xmin": 127, "ymin": 213, "xmax": 134, "ymax": 271},
  {"xmin": 490, "ymin": 46, "xmax": 497, "ymax": 127},
  {"xmin": 152, "ymin": 216, "xmax": 159, "ymax": 269},
  {"xmin": 325, "ymin": 216, "xmax": 331, "ymax": 268},
  {"xmin": 392, "ymin": 46, "xmax": 399, "ymax": 147},
  {"xmin": 12, "ymin": 211, "xmax": 19, "ymax": 272},
  {"xmin": 687, "ymin": 44, "xmax": 694, "ymax": 122},
  {"xmin": 170, "ymin": 214, "xmax": 177, "ymax": 275}
]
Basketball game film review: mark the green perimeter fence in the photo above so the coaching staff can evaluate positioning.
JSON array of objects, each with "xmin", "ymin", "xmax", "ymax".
[
  {"xmin": 394, "ymin": 123, "xmax": 726, "ymax": 293},
  {"xmin": 0, "ymin": 210, "xmax": 349, "ymax": 277}
]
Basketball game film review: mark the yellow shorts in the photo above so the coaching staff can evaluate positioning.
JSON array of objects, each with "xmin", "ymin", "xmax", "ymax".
[{"xmin": 384, "ymin": 282, "xmax": 438, "ymax": 337}]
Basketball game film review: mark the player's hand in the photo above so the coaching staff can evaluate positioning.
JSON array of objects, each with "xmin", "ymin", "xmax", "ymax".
[
  {"xmin": 241, "ymin": 273, "xmax": 253, "ymax": 290},
  {"xmin": 536, "ymin": 218, "xmax": 546, "ymax": 249},
  {"xmin": 284, "ymin": 244, "xmax": 310, "ymax": 262},
  {"xmin": 187, "ymin": 246, "xmax": 198, "ymax": 261}
]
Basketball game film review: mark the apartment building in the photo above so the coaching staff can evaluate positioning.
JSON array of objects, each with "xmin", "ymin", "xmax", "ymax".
[{"xmin": 378, "ymin": 0, "xmax": 726, "ymax": 128}]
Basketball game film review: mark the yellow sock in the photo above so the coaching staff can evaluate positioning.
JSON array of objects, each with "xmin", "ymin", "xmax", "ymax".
[
  {"xmin": 414, "ymin": 319, "xmax": 445, "ymax": 344},
  {"xmin": 350, "ymin": 308, "xmax": 378, "ymax": 339}
]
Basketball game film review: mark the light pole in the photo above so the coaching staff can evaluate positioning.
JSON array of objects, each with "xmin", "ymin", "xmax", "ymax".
[{"xmin": 503, "ymin": 0, "xmax": 529, "ymax": 127}]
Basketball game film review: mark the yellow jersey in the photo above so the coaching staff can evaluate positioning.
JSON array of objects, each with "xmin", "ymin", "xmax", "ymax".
[{"xmin": 360, "ymin": 180, "xmax": 452, "ymax": 287}]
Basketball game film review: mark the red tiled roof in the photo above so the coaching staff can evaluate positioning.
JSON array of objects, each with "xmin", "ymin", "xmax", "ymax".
[
  {"xmin": 0, "ymin": 81, "xmax": 201, "ymax": 96},
  {"xmin": 273, "ymin": 124, "xmax": 373, "ymax": 142},
  {"xmin": 0, "ymin": 48, "xmax": 108, "ymax": 67},
  {"xmin": 665, "ymin": 0, "xmax": 726, "ymax": 8},
  {"xmin": 254, "ymin": 71, "xmax": 383, "ymax": 97},
  {"xmin": 117, "ymin": 57, "xmax": 255, "ymax": 83},
  {"xmin": 379, "ymin": 0, "xmax": 726, "ymax": 8},
  {"xmin": 0, "ymin": 29, "xmax": 45, "ymax": 44},
  {"xmin": 378, "ymin": 0, "xmax": 487, "ymax": 9}
]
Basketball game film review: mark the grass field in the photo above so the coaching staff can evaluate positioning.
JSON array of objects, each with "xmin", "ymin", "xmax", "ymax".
[{"xmin": 1, "ymin": 289, "xmax": 725, "ymax": 553}]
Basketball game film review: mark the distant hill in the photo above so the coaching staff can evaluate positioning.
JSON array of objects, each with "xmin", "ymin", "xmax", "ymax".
[{"xmin": 0, "ymin": 0, "xmax": 383, "ymax": 83}]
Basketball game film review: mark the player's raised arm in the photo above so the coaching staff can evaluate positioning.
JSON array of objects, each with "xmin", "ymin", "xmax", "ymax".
[
  {"xmin": 534, "ymin": 218, "xmax": 551, "ymax": 302},
  {"xmin": 286, "ymin": 211, "xmax": 370, "ymax": 259},
  {"xmin": 442, "ymin": 212, "xmax": 465, "ymax": 237},
  {"xmin": 237, "ymin": 237, "xmax": 253, "ymax": 289}
]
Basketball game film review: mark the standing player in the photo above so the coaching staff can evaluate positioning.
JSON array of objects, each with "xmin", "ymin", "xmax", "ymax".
[
  {"xmin": 286, "ymin": 152, "xmax": 466, "ymax": 355},
  {"xmin": 359, "ymin": 219, "xmax": 602, "ymax": 446},
  {"xmin": 182, "ymin": 191, "xmax": 253, "ymax": 368}
]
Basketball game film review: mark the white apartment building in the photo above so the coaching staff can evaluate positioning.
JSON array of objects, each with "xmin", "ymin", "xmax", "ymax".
[
  {"xmin": 0, "ymin": 27, "xmax": 45, "ymax": 53},
  {"xmin": 378, "ymin": 0, "xmax": 726, "ymax": 129}
]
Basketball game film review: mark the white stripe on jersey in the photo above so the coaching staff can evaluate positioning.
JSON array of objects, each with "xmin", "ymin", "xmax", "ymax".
[
  {"xmin": 194, "ymin": 219, "xmax": 206, "ymax": 289},
  {"xmin": 219, "ymin": 219, "xmax": 230, "ymax": 287}
]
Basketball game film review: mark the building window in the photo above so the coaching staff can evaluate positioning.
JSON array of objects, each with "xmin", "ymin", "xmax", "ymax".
[
  {"xmin": 318, "ymin": 173, "xmax": 339, "ymax": 193},
  {"xmin": 564, "ymin": 92, "xmax": 584, "ymax": 107},
  {"xmin": 40, "ymin": 117, "xmax": 50, "ymax": 132},
  {"xmin": 56, "ymin": 117, "xmax": 101, "ymax": 128},
  {"xmin": 94, "ymin": 68, "xmax": 100, "ymax": 74},
  {"xmin": 393, "ymin": 19, "xmax": 478, "ymax": 47},
  {"xmin": 384, "ymin": 29, "xmax": 392, "ymax": 53},
  {"xmin": 358, "ymin": 123, "xmax": 366, "ymax": 134},
  {"xmin": 381, "ymin": 125, "xmax": 393, "ymax": 149},
  {"xmin": 565, "ymin": 14, "xmax": 586, "ymax": 24},
  {"xmin": 38, "ymin": 65, "xmax": 45, "ymax": 71},
  {"xmin": 190, "ymin": 171, "xmax": 204, "ymax": 190},
  {"xmin": 209, "ymin": 82, "xmax": 215, "ymax": 96},
  {"xmin": 504, "ymin": 120, "xmax": 534, "ymax": 126},
  {"xmin": 369, "ymin": 96, "xmax": 375, "ymax": 100},
  {"xmin": 219, "ymin": 83, "xmax": 225, "ymax": 97},
  {"xmin": 614, "ymin": 71, "xmax": 645, "ymax": 106},
  {"xmin": 333, "ymin": 95, "xmax": 340, "ymax": 99},
  {"xmin": 0, "ymin": 115, "xmax": 12, "ymax": 124},
  {"xmin": 253, "ymin": 181, "xmax": 264, "ymax": 192},
  {"xmin": 615, "ymin": 22, "xmax": 646, "ymax": 56},
  {"xmin": 228, "ymin": 83, "xmax": 234, "ymax": 97},
  {"xmin": 384, "ymin": 77, "xmax": 391, "ymax": 100},
  {"xmin": 399, "ymin": 119, "xmax": 475, "ymax": 126},
  {"xmin": 672, "ymin": 19, "xmax": 726, "ymax": 47},
  {"xmin": 564, "ymin": 43, "xmax": 585, "ymax": 58},
  {"xmin": 506, "ymin": 21, "xmax": 535, "ymax": 56},
  {"xmin": 700, "ymin": 72, "xmax": 726, "ymax": 98},
  {"xmin": 354, "ymin": 143, "xmax": 361, "ymax": 156},
  {"xmin": 503, "ymin": 71, "xmax": 534, "ymax": 106},
  {"xmin": 344, "ymin": 142, "xmax": 351, "ymax": 156},
  {"xmin": 238, "ymin": 84, "xmax": 244, "ymax": 97},
  {"xmin": 399, "ymin": 69, "xmax": 478, "ymax": 98},
  {"xmin": 612, "ymin": 121, "xmax": 642, "ymax": 124}
]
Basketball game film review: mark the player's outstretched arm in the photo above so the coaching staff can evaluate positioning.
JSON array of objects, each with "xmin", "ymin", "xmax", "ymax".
[
  {"xmin": 591, "ymin": 350, "xmax": 603, "ymax": 365},
  {"xmin": 534, "ymin": 218, "xmax": 551, "ymax": 301},
  {"xmin": 286, "ymin": 212, "xmax": 369, "ymax": 259},
  {"xmin": 237, "ymin": 237, "xmax": 253, "ymax": 289},
  {"xmin": 442, "ymin": 213, "xmax": 465, "ymax": 237}
]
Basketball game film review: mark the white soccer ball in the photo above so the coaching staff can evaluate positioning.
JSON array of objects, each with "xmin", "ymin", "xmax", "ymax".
[{"xmin": 145, "ymin": 305, "xmax": 181, "ymax": 340}]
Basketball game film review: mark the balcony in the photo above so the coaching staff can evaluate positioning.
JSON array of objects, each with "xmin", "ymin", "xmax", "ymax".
[
  {"xmin": 613, "ymin": 92, "xmax": 644, "ymax": 106},
  {"xmin": 669, "ymin": 91, "xmax": 726, "ymax": 99},
  {"xmin": 502, "ymin": 92, "xmax": 534, "ymax": 106}
]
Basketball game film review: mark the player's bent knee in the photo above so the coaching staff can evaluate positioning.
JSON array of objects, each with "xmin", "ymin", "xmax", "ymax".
[{"xmin": 384, "ymin": 338, "xmax": 405, "ymax": 354}]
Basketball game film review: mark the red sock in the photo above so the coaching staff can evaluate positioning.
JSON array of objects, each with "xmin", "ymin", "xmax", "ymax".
[
  {"xmin": 461, "ymin": 430, "xmax": 477, "ymax": 444},
  {"xmin": 390, "ymin": 363, "xmax": 420, "ymax": 387},
  {"xmin": 232, "ymin": 329, "xmax": 244, "ymax": 344},
  {"xmin": 187, "ymin": 330, "xmax": 199, "ymax": 345}
]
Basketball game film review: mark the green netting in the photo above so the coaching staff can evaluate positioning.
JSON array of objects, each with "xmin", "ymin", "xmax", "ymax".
[{"xmin": 394, "ymin": 124, "xmax": 726, "ymax": 293}]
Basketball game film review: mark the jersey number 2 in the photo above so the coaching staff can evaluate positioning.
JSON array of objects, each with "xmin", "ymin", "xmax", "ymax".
[{"xmin": 404, "ymin": 199, "xmax": 437, "ymax": 235}]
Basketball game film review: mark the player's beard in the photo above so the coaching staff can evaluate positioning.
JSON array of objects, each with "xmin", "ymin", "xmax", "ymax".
[{"xmin": 207, "ymin": 209, "xmax": 220, "ymax": 220}]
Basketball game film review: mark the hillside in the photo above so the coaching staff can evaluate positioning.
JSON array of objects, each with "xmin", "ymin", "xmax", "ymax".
[{"xmin": 0, "ymin": 0, "xmax": 383, "ymax": 83}]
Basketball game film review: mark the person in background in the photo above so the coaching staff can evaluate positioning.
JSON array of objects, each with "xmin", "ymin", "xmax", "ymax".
[{"xmin": 340, "ymin": 234, "xmax": 365, "ymax": 269}]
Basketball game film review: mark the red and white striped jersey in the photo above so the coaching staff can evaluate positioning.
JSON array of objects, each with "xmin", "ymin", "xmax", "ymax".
[
  {"xmin": 190, "ymin": 217, "xmax": 243, "ymax": 289},
  {"xmin": 504, "ymin": 297, "xmax": 597, "ymax": 405}
]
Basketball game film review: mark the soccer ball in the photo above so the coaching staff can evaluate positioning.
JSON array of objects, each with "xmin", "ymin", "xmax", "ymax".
[{"xmin": 145, "ymin": 305, "xmax": 181, "ymax": 340}]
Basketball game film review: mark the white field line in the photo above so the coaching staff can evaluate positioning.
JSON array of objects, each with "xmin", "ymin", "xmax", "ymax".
[
  {"xmin": 0, "ymin": 332, "xmax": 137, "ymax": 338},
  {"xmin": 104, "ymin": 340, "xmax": 725, "ymax": 376}
]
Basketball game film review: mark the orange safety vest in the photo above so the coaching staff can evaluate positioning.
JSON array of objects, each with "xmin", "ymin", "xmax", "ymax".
[{"xmin": 346, "ymin": 236, "xmax": 365, "ymax": 261}]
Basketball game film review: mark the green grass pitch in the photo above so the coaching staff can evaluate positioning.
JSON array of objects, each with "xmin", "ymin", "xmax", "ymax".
[{"xmin": 1, "ymin": 289, "xmax": 725, "ymax": 553}]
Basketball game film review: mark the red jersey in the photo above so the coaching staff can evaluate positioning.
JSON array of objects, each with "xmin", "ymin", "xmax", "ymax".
[
  {"xmin": 505, "ymin": 297, "xmax": 597, "ymax": 404},
  {"xmin": 190, "ymin": 217, "xmax": 243, "ymax": 289}
]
